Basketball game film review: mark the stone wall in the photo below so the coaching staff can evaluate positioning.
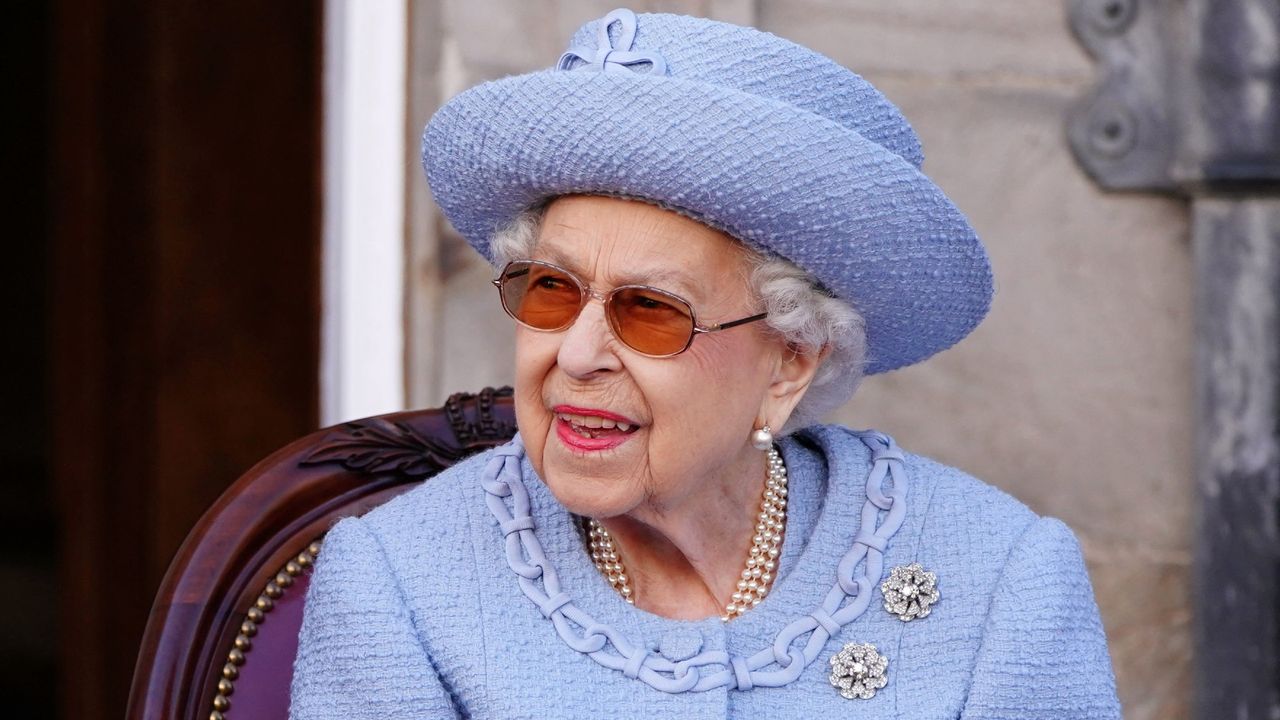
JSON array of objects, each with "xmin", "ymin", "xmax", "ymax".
[{"xmin": 406, "ymin": 3, "xmax": 1193, "ymax": 717}]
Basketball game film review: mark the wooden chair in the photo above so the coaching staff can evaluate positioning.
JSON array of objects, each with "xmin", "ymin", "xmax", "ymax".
[{"xmin": 127, "ymin": 387, "xmax": 517, "ymax": 720}]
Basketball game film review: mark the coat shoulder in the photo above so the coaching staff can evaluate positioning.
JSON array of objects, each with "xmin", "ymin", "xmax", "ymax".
[
  {"xmin": 904, "ymin": 450, "xmax": 1041, "ymax": 542},
  {"xmin": 330, "ymin": 446, "xmax": 501, "ymax": 592},
  {"xmin": 359, "ymin": 445, "xmax": 497, "ymax": 536}
]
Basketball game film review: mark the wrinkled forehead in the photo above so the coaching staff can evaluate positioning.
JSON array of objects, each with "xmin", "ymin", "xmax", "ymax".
[{"xmin": 531, "ymin": 195, "xmax": 758, "ymax": 301}]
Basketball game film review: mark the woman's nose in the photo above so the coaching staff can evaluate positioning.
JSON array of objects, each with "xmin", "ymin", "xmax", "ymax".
[{"xmin": 556, "ymin": 299, "xmax": 622, "ymax": 379}]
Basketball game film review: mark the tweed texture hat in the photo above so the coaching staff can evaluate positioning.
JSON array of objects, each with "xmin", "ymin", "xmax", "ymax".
[{"xmin": 422, "ymin": 8, "xmax": 992, "ymax": 374}]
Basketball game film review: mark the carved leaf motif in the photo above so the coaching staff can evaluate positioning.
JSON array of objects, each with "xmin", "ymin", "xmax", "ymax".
[
  {"xmin": 301, "ymin": 418, "xmax": 464, "ymax": 478},
  {"xmin": 446, "ymin": 386, "xmax": 516, "ymax": 445}
]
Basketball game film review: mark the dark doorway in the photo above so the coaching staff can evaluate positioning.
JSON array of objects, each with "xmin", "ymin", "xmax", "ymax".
[
  {"xmin": 49, "ymin": 2, "xmax": 325, "ymax": 717},
  {"xmin": 3, "ymin": 2, "xmax": 56, "ymax": 717}
]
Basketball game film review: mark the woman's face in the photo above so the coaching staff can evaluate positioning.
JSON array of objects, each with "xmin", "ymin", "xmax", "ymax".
[{"xmin": 513, "ymin": 195, "xmax": 800, "ymax": 519}]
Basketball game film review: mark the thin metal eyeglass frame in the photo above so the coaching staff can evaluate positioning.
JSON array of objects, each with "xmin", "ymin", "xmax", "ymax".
[{"xmin": 491, "ymin": 259, "xmax": 768, "ymax": 357}]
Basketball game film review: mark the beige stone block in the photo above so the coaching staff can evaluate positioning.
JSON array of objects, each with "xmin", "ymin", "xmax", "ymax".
[
  {"xmin": 759, "ymin": 0, "xmax": 1093, "ymax": 84},
  {"xmin": 435, "ymin": 235, "xmax": 519, "ymax": 401},
  {"xmin": 1082, "ymin": 539, "xmax": 1193, "ymax": 720},
  {"xmin": 444, "ymin": 0, "xmax": 562, "ymax": 80}
]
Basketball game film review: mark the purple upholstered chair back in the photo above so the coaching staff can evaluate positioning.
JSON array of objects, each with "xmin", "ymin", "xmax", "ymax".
[{"xmin": 127, "ymin": 388, "xmax": 517, "ymax": 720}]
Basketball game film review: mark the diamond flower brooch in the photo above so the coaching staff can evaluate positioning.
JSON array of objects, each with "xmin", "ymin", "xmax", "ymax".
[
  {"xmin": 828, "ymin": 642, "xmax": 889, "ymax": 700},
  {"xmin": 881, "ymin": 562, "xmax": 940, "ymax": 622}
]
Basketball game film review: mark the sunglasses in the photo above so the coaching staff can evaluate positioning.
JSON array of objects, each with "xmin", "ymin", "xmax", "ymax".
[{"xmin": 492, "ymin": 260, "xmax": 768, "ymax": 357}]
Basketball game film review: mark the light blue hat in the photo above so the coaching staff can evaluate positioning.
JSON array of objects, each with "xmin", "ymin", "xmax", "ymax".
[{"xmin": 423, "ymin": 8, "xmax": 992, "ymax": 374}]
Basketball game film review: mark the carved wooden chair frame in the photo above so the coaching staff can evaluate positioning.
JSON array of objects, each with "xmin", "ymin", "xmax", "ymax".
[{"xmin": 126, "ymin": 387, "xmax": 517, "ymax": 720}]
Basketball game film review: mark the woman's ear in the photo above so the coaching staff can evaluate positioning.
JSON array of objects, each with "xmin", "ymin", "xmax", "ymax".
[{"xmin": 759, "ymin": 343, "xmax": 830, "ymax": 429}]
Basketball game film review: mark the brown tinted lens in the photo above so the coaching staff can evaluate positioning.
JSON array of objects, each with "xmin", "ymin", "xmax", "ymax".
[
  {"xmin": 610, "ymin": 287, "xmax": 695, "ymax": 356},
  {"xmin": 500, "ymin": 261, "xmax": 583, "ymax": 330}
]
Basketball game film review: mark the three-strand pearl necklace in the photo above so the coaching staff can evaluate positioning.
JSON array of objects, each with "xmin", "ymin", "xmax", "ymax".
[{"xmin": 585, "ymin": 445, "xmax": 788, "ymax": 622}]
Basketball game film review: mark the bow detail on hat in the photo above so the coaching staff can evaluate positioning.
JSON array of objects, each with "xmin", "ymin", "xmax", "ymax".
[{"xmin": 557, "ymin": 8, "xmax": 668, "ymax": 76}]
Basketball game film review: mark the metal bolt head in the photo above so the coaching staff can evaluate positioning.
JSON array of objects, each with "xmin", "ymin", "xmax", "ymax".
[
  {"xmin": 1088, "ymin": 104, "xmax": 1137, "ymax": 158},
  {"xmin": 1085, "ymin": 0, "xmax": 1135, "ymax": 34}
]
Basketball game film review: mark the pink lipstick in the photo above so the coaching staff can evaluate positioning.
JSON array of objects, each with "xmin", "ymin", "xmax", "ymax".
[{"xmin": 552, "ymin": 405, "xmax": 641, "ymax": 452}]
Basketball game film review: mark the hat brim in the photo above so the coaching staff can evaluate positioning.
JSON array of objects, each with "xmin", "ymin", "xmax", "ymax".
[{"xmin": 423, "ymin": 70, "xmax": 992, "ymax": 375}]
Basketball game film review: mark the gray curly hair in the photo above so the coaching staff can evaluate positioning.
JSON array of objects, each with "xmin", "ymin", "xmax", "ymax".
[{"xmin": 488, "ymin": 203, "xmax": 868, "ymax": 433}]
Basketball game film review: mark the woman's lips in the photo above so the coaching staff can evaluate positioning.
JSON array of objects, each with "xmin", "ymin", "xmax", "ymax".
[
  {"xmin": 555, "ymin": 417, "xmax": 636, "ymax": 452},
  {"xmin": 551, "ymin": 405, "xmax": 641, "ymax": 452}
]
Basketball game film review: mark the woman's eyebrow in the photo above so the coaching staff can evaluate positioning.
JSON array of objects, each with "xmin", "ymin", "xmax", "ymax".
[
  {"xmin": 534, "ymin": 246, "xmax": 702, "ymax": 299},
  {"xmin": 613, "ymin": 267, "xmax": 700, "ymax": 298}
]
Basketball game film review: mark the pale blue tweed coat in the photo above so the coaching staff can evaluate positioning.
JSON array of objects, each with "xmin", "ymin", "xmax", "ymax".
[{"xmin": 291, "ymin": 425, "xmax": 1122, "ymax": 719}]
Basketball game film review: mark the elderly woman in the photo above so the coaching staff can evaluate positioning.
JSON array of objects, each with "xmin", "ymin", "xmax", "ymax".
[{"xmin": 291, "ymin": 8, "xmax": 1121, "ymax": 719}]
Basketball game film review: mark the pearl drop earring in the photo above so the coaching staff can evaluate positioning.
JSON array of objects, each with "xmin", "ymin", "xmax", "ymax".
[{"xmin": 751, "ymin": 424, "xmax": 774, "ymax": 451}]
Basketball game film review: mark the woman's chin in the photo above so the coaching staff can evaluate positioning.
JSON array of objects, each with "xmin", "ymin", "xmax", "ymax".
[
  {"xmin": 542, "ymin": 472, "xmax": 635, "ymax": 519},
  {"xmin": 542, "ymin": 424, "xmax": 645, "ymax": 517}
]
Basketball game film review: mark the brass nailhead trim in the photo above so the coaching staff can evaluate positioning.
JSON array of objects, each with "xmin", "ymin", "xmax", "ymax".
[{"xmin": 211, "ymin": 539, "xmax": 321, "ymax": 718}]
